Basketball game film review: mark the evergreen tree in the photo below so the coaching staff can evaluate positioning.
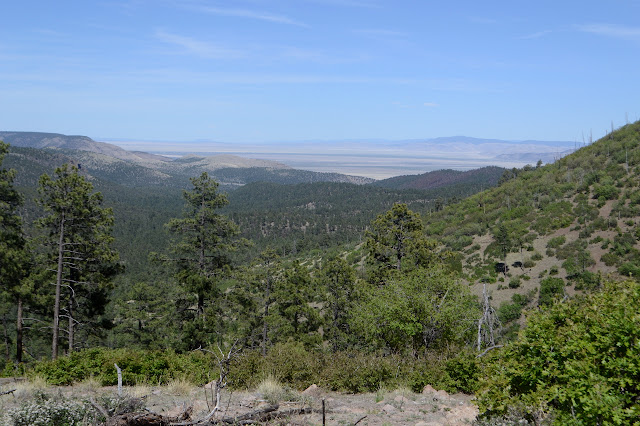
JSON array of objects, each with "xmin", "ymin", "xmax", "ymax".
[
  {"xmin": 366, "ymin": 203, "xmax": 438, "ymax": 283},
  {"xmin": 0, "ymin": 141, "xmax": 29, "ymax": 362},
  {"xmin": 269, "ymin": 261, "xmax": 322, "ymax": 348},
  {"xmin": 37, "ymin": 164, "xmax": 119, "ymax": 359},
  {"xmin": 228, "ymin": 247, "xmax": 281, "ymax": 354},
  {"xmin": 317, "ymin": 256, "xmax": 359, "ymax": 351},
  {"xmin": 157, "ymin": 172, "xmax": 242, "ymax": 349}
]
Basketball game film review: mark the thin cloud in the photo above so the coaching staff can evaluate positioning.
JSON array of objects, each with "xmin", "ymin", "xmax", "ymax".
[
  {"xmin": 303, "ymin": 0, "xmax": 380, "ymax": 8},
  {"xmin": 155, "ymin": 30, "xmax": 242, "ymax": 59},
  {"xmin": 519, "ymin": 30, "xmax": 552, "ymax": 40},
  {"xmin": 353, "ymin": 29, "xmax": 408, "ymax": 38},
  {"xmin": 423, "ymin": 102, "xmax": 439, "ymax": 107},
  {"xmin": 468, "ymin": 16, "xmax": 498, "ymax": 25},
  {"xmin": 576, "ymin": 23, "xmax": 640, "ymax": 40},
  {"xmin": 196, "ymin": 6, "xmax": 308, "ymax": 27}
]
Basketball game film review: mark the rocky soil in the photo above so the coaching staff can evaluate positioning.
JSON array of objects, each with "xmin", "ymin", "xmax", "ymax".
[{"xmin": 0, "ymin": 378, "xmax": 478, "ymax": 425}]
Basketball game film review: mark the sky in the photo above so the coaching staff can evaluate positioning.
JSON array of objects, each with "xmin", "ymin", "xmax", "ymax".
[{"xmin": 1, "ymin": 0, "xmax": 639, "ymax": 145}]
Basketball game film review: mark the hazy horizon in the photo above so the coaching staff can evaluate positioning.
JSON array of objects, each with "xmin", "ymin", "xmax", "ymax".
[{"xmin": 103, "ymin": 136, "xmax": 576, "ymax": 180}]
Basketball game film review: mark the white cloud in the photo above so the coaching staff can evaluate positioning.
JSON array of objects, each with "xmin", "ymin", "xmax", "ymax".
[
  {"xmin": 576, "ymin": 23, "xmax": 640, "ymax": 41},
  {"xmin": 423, "ymin": 102, "xmax": 439, "ymax": 107}
]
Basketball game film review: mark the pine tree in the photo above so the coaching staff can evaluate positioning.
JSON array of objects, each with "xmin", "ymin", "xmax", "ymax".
[
  {"xmin": 0, "ymin": 141, "xmax": 29, "ymax": 362},
  {"xmin": 37, "ymin": 164, "xmax": 119, "ymax": 359},
  {"xmin": 317, "ymin": 256, "xmax": 359, "ymax": 352},
  {"xmin": 268, "ymin": 261, "xmax": 322, "ymax": 348},
  {"xmin": 157, "ymin": 172, "xmax": 242, "ymax": 349},
  {"xmin": 365, "ymin": 203, "xmax": 435, "ymax": 283}
]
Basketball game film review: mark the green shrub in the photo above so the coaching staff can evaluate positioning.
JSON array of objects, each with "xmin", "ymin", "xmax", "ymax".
[
  {"xmin": 619, "ymin": 262, "xmax": 640, "ymax": 277},
  {"xmin": 2, "ymin": 395, "xmax": 90, "ymax": 426},
  {"xmin": 444, "ymin": 351, "xmax": 479, "ymax": 394},
  {"xmin": 589, "ymin": 235, "xmax": 603, "ymax": 244},
  {"xmin": 546, "ymin": 235, "xmax": 566, "ymax": 249},
  {"xmin": 31, "ymin": 348, "xmax": 217, "ymax": 386},
  {"xmin": 477, "ymin": 280, "xmax": 640, "ymax": 424},
  {"xmin": 538, "ymin": 277, "xmax": 564, "ymax": 306},
  {"xmin": 508, "ymin": 276, "xmax": 521, "ymax": 289},
  {"xmin": 497, "ymin": 302, "xmax": 522, "ymax": 323},
  {"xmin": 530, "ymin": 252, "xmax": 543, "ymax": 261},
  {"xmin": 600, "ymin": 252, "xmax": 618, "ymax": 267}
]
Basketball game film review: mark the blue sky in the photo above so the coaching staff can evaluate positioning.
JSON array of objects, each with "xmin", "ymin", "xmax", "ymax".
[{"xmin": 1, "ymin": 0, "xmax": 639, "ymax": 144}]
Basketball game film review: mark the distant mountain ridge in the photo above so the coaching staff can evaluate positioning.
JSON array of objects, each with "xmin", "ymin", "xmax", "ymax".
[
  {"xmin": 371, "ymin": 166, "xmax": 505, "ymax": 190},
  {"xmin": 0, "ymin": 131, "xmax": 374, "ymax": 188}
]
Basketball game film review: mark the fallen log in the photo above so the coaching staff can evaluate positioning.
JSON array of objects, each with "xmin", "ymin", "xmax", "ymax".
[{"xmin": 106, "ymin": 406, "xmax": 192, "ymax": 426}]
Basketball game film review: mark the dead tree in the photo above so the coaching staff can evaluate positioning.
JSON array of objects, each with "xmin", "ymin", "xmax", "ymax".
[
  {"xmin": 476, "ymin": 283, "xmax": 502, "ymax": 353},
  {"xmin": 200, "ymin": 340, "xmax": 242, "ymax": 421}
]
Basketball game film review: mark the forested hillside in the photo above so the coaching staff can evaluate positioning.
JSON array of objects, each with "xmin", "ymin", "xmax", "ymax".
[
  {"xmin": 1, "ymin": 123, "xmax": 639, "ymax": 424},
  {"xmin": 371, "ymin": 166, "xmax": 504, "ymax": 191}
]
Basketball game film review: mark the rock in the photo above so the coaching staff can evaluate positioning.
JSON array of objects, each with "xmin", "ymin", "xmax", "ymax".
[
  {"xmin": 239, "ymin": 396, "xmax": 257, "ymax": 407},
  {"xmin": 434, "ymin": 390, "xmax": 449, "ymax": 401},
  {"xmin": 393, "ymin": 395, "xmax": 411, "ymax": 404},
  {"xmin": 302, "ymin": 383, "xmax": 322, "ymax": 397},
  {"xmin": 163, "ymin": 404, "xmax": 191, "ymax": 419},
  {"xmin": 445, "ymin": 405, "xmax": 479, "ymax": 424},
  {"xmin": 381, "ymin": 403, "xmax": 396, "ymax": 414},
  {"xmin": 422, "ymin": 384, "xmax": 436, "ymax": 394}
]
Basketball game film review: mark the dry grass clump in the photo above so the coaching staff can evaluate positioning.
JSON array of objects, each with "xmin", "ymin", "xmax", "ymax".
[
  {"xmin": 393, "ymin": 385, "xmax": 416, "ymax": 401},
  {"xmin": 255, "ymin": 375, "xmax": 301, "ymax": 405},
  {"xmin": 76, "ymin": 375, "xmax": 101, "ymax": 394},
  {"xmin": 166, "ymin": 377, "xmax": 196, "ymax": 396},
  {"xmin": 14, "ymin": 374, "xmax": 48, "ymax": 398},
  {"xmin": 129, "ymin": 380, "xmax": 153, "ymax": 398}
]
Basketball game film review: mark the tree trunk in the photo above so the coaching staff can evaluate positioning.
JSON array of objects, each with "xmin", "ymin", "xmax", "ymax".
[
  {"xmin": 262, "ymin": 280, "xmax": 270, "ymax": 356},
  {"xmin": 68, "ymin": 296, "xmax": 74, "ymax": 353},
  {"xmin": 52, "ymin": 217, "xmax": 65, "ymax": 360},
  {"xmin": 16, "ymin": 297, "xmax": 23, "ymax": 363},
  {"xmin": 2, "ymin": 313, "xmax": 9, "ymax": 361}
]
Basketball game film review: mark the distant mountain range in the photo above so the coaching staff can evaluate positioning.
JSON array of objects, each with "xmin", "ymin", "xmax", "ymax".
[
  {"xmin": 0, "ymin": 131, "xmax": 373, "ymax": 188},
  {"xmin": 105, "ymin": 134, "xmax": 573, "ymax": 179},
  {"xmin": 3, "ymin": 131, "xmax": 573, "ymax": 192}
]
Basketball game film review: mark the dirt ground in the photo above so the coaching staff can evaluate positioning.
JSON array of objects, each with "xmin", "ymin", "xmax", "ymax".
[{"xmin": 0, "ymin": 379, "xmax": 478, "ymax": 425}]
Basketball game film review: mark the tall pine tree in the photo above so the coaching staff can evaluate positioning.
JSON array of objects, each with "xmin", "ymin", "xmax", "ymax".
[
  {"xmin": 157, "ymin": 172, "xmax": 242, "ymax": 350},
  {"xmin": 37, "ymin": 164, "xmax": 119, "ymax": 359},
  {"xmin": 0, "ymin": 141, "xmax": 29, "ymax": 362}
]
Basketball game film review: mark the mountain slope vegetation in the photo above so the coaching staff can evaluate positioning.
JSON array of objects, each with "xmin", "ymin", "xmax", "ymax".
[
  {"xmin": 422, "ymin": 120, "xmax": 640, "ymax": 317},
  {"xmin": 371, "ymin": 166, "xmax": 504, "ymax": 191},
  {"xmin": 2, "ymin": 123, "xmax": 640, "ymax": 425}
]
